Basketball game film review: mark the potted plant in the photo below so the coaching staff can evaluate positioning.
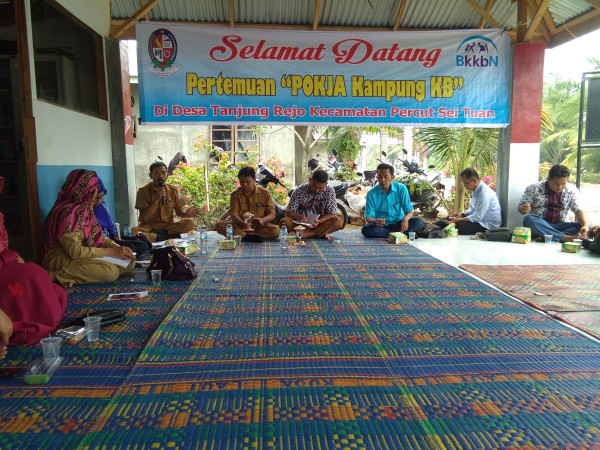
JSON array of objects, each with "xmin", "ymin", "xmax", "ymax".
[{"xmin": 422, "ymin": 205, "xmax": 439, "ymax": 219}]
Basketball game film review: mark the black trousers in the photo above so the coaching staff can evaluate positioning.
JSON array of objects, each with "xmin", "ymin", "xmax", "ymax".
[{"xmin": 433, "ymin": 219, "xmax": 486, "ymax": 235}]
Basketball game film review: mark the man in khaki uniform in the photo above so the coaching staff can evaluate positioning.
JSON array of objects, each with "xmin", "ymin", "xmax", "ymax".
[
  {"xmin": 215, "ymin": 166, "xmax": 280, "ymax": 241},
  {"xmin": 132, "ymin": 162, "xmax": 200, "ymax": 241}
]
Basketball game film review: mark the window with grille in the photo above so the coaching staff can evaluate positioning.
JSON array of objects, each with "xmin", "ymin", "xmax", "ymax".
[
  {"xmin": 210, "ymin": 125, "xmax": 259, "ymax": 163},
  {"xmin": 31, "ymin": 0, "xmax": 107, "ymax": 119}
]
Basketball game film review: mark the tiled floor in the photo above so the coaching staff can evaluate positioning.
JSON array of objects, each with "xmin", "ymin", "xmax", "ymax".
[{"xmin": 411, "ymin": 235, "xmax": 600, "ymax": 267}]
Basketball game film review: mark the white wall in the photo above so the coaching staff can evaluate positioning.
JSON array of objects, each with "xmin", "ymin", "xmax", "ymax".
[
  {"xmin": 56, "ymin": 0, "xmax": 111, "ymax": 36},
  {"xmin": 33, "ymin": 0, "xmax": 114, "ymax": 220},
  {"xmin": 36, "ymin": 101, "xmax": 112, "ymax": 166},
  {"xmin": 506, "ymin": 142, "xmax": 540, "ymax": 230}
]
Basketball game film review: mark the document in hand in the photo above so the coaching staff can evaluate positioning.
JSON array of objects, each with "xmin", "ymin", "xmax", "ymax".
[
  {"xmin": 293, "ymin": 213, "xmax": 320, "ymax": 227},
  {"xmin": 92, "ymin": 256, "xmax": 132, "ymax": 268}
]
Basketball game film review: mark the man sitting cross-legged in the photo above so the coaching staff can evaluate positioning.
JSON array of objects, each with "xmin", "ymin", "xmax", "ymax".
[
  {"xmin": 361, "ymin": 163, "xmax": 423, "ymax": 238},
  {"xmin": 279, "ymin": 169, "xmax": 343, "ymax": 239},
  {"xmin": 434, "ymin": 168, "xmax": 501, "ymax": 235},
  {"xmin": 133, "ymin": 162, "xmax": 200, "ymax": 242},
  {"xmin": 518, "ymin": 164, "xmax": 588, "ymax": 242},
  {"xmin": 215, "ymin": 166, "xmax": 280, "ymax": 241}
]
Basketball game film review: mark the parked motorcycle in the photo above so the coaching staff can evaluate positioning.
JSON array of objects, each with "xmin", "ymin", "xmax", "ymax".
[
  {"xmin": 355, "ymin": 169, "xmax": 378, "ymax": 187},
  {"xmin": 395, "ymin": 150, "xmax": 443, "ymax": 212},
  {"xmin": 355, "ymin": 150, "xmax": 444, "ymax": 212},
  {"xmin": 307, "ymin": 154, "xmax": 366, "ymax": 222},
  {"xmin": 257, "ymin": 162, "xmax": 349, "ymax": 228}
]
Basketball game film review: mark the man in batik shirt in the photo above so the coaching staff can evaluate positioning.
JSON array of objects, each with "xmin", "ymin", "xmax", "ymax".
[
  {"xmin": 279, "ymin": 169, "xmax": 343, "ymax": 239},
  {"xmin": 518, "ymin": 164, "xmax": 588, "ymax": 242}
]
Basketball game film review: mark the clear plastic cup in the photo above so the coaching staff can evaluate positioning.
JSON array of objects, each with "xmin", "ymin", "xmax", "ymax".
[
  {"xmin": 544, "ymin": 234, "xmax": 553, "ymax": 245},
  {"xmin": 83, "ymin": 316, "xmax": 102, "ymax": 343},
  {"xmin": 234, "ymin": 235, "xmax": 242, "ymax": 247},
  {"xmin": 151, "ymin": 269, "xmax": 162, "ymax": 286},
  {"xmin": 409, "ymin": 232, "xmax": 416, "ymax": 243},
  {"xmin": 40, "ymin": 336, "xmax": 61, "ymax": 365}
]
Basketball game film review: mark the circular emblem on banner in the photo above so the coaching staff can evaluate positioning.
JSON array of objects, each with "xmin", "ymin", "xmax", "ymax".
[{"xmin": 147, "ymin": 28, "xmax": 179, "ymax": 76}]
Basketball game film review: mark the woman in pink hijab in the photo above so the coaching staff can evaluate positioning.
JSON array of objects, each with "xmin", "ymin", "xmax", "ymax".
[
  {"xmin": 0, "ymin": 176, "xmax": 67, "ymax": 358},
  {"xmin": 42, "ymin": 169, "xmax": 135, "ymax": 286}
]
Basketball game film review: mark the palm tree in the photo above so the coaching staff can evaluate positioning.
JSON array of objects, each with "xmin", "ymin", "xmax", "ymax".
[
  {"xmin": 541, "ymin": 78, "xmax": 580, "ymax": 166},
  {"xmin": 416, "ymin": 127, "xmax": 498, "ymax": 213}
]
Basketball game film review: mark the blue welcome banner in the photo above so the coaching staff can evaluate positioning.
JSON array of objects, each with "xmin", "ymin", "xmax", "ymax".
[{"xmin": 137, "ymin": 23, "xmax": 510, "ymax": 127}]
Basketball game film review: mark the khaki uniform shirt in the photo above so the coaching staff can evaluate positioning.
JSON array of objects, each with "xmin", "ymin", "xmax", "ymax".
[
  {"xmin": 135, "ymin": 182, "xmax": 186, "ymax": 226},
  {"xmin": 229, "ymin": 185, "xmax": 275, "ymax": 219}
]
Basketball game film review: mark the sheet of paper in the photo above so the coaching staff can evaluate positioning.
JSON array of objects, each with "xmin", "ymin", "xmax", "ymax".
[
  {"xmin": 92, "ymin": 256, "xmax": 132, "ymax": 268},
  {"xmin": 107, "ymin": 291, "xmax": 149, "ymax": 301},
  {"xmin": 293, "ymin": 213, "xmax": 320, "ymax": 227}
]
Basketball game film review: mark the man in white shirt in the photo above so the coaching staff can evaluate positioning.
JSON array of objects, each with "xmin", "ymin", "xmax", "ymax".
[{"xmin": 435, "ymin": 168, "xmax": 501, "ymax": 235}]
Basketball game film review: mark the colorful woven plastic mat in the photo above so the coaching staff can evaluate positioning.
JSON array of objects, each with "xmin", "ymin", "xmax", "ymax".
[
  {"xmin": 0, "ymin": 269, "xmax": 195, "ymax": 449},
  {"xmin": 72, "ymin": 231, "xmax": 600, "ymax": 449},
  {"xmin": 460, "ymin": 264, "xmax": 600, "ymax": 339}
]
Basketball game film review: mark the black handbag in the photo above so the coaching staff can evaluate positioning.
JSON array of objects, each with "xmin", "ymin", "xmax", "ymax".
[
  {"xmin": 146, "ymin": 246, "xmax": 197, "ymax": 281},
  {"xmin": 417, "ymin": 223, "xmax": 447, "ymax": 239},
  {"xmin": 485, "ymin": 227, "xmax": 512, "ymax": 242}
]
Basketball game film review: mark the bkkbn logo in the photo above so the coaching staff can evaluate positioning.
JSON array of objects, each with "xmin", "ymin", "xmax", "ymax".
[{"xmin": 455, "ymin": 35, "xmax": 499, "ymax": 68}]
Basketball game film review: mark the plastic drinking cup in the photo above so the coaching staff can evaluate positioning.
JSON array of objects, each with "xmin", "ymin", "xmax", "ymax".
[
  {"xmin": 544, "ymin": 234, "xmax": 553, "ymax": 245},
  {"xmin": 151, "ymin": 269, "xmax": 162, "ymax": 286},
  {"xmin": 40, "ymin": 336, "xmax": 61, "ymax": 365},
  {"xmin": 573, "ymin": 238, "xmax": 582, "ymax": 252},
  {"xmin": 83, "ymin": 316, "xmax": 102, "ymax": 343},
  {"xmin": 409, "ymin": 232, "xmax": 416, "ymax": 243},
  {"xmin": 234, "ymin": 235, "xmax": 242, "ymax": 247}
]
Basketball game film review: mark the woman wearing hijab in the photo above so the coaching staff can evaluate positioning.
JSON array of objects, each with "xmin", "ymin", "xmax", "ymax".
[
  {"xmin": 93, "ymin": 177, "xmax": 151, "ymax": 258},
  {"xmin": 42, "ymin": 169, "xmax": 135, "ymax": 286},
  {"xmin": 0, "ymin": 176, "xmax": 67, "ymax": 357}
]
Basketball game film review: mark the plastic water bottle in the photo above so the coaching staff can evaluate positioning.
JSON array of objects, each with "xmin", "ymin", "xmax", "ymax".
[
  {"xmin": 123, "ymin": 225, "xmax": 132, "ymax": 237},
  {"xmin": 200, "ymin": 225, "xmax": 208, "ymax": 254},
  {"xmin": 226, "ymin": 220, "xmax": 233, "ymax": 240},
  {"xmin": 280, "ymin": 224, "xmax": 288, "ymax": 249}
]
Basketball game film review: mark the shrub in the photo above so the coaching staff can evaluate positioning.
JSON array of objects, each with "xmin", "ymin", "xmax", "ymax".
[{"xmin": 170, "ymin": 152, "xmax": 292, "ymax": 230}]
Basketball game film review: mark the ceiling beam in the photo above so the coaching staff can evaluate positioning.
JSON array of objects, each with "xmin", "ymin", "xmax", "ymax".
[
  {"xmin": 141, "ymin": 0, "xmax": 150, "ymax": 22},
  {"xmin": 110, "ymin": 19, "xmax": 441, "ymax": 40},
  {"xmin": 111, "ymin": 0, "xmax": 162, "ymax": 39},
  {"xmin": 581, "ymin": 0, "xmax": 600, "ymax": 8},
  {"xmin": 313, "ymin": 0, "xmax": 321, "ymax": 31},
  {"xmin": 516, "ymin": 0, "xmax": 527, "ymax": 42},
  {"xmin": 465, "ymin": 0, "xmax": 501, "ymax": 28},
  {"xmin": 229, "ymin": 0, "xmax": 235, "ymax": 27},
  {"xmin": 524, "ymin": 0, "xmax": 551, "ymax": 42},
  {"xmin": 527, "ymin": 0, "xmax": 550, "ymax": 41},
  {"xmin": 393, "ymin": 0, "xmax": 407, "ymax": 31},
  {"xmin": 549, "ymin": 7, "xmax": 600, "ymax": 47},
  {"xmin": 478, "ymin": 0, "xmax": 495, "ymax": 28}
]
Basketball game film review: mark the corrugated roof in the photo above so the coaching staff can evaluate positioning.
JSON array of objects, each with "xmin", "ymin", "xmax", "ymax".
[{"xmin": 110, "ymin": 0, "xmax": 600, "ymax": 47}]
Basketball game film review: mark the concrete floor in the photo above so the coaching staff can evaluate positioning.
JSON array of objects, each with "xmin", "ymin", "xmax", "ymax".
[{"xmin": 410, "ymin": 234, "xmax": 600, "ymax": 267}]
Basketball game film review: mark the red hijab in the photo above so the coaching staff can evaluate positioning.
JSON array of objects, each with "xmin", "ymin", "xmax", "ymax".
[
  {"xmin": 42, "ymin": 169, "xmax": 103, "ymax": 253},
  {"xmin": 0, "ymin": 176, "xmax": 8, "ymax": 253}
]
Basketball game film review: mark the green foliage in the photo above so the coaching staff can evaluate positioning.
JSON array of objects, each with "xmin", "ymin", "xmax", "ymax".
[
  {"xmin": 170, "ymin": 145, "xmax": 291, "ymax": 230},
  {"xmin": 541, "ymin": 78, "xmax": 580, "ymax": 166},
  {"xmin": 334, "ymin": 161, "xmax": 359, "ymax": 182},
  {"xmin": 415, "ymin": 127, "xmax": 498, "ymax": 213},
  {"xmin": 324, "ymin": 126, "xmax": 362, "ymax": 163}
]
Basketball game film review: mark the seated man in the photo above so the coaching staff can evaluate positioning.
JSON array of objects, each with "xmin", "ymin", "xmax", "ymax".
[
  {"xmin": 361, "ymin": 163, "xmax": 423, "ymax": 238},
  {"xmin": 215, "ymin": 166, "xmax": 279, "ymax": 241},
  {"xmin": 434, "ymin": 168, "xmax": 501, "ymax": 235},
  {"xmin": 280, "ymin": 169, "xmax": 343, "ymax": 239},
  {"xmin": 132, "ymin": 162, "xmax": 200, "ymax": 241},
  {"xmin": 518, "ymin": 164, "xmax": 588, "ymax": 242}
]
